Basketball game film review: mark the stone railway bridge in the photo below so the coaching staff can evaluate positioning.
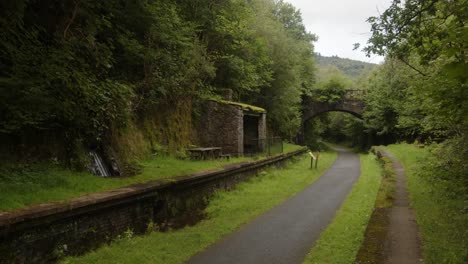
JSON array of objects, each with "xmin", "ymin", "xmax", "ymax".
[{"xmin": 297, "ymin": 89, "xmax": 366, "ymax": 143}]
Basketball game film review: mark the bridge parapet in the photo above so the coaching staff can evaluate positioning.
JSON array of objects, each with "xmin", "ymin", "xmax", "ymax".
[
  {"xmin": 301, "ymin": 89, "xmax": 366, "ymax": 122},
  {"xmin": 344, "ymin": 89, "xmax": 367, "ymax": 100}
]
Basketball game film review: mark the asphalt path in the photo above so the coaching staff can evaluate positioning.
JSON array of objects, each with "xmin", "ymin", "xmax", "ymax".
[{"xmin": 187, "ymin": 147, "xmax": 361, "ymax": 264}]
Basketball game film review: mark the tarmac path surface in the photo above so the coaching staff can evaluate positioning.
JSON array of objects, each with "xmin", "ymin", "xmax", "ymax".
[{"xmin": 187, "ymin": 147, "xmax": 361, "ymax": 264}]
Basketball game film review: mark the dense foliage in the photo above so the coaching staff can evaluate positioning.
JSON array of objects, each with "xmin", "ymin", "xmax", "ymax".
[
  {"xmin": 363, "ymin": 0, "xmax": 467, "ymax": 140},
  {"xmin": 0, "ymin": 0, "xmax": 316, "ymax": 163},
  {"xmin": 359, "ymin": 0, "xmax": 467, "ymax": 214}
]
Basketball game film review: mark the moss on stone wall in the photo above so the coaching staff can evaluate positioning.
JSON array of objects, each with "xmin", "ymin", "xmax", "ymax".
[
  {"xmin": 210, "ymin": 99, "xmax": 266, "ymax": 113},
  {"xmin": 0, "ymin": 96, "xmax": 198, "ymax": 176},
  {"xmin": 139, "ymin": 97, "xmax": 195, "ymax": 154}
]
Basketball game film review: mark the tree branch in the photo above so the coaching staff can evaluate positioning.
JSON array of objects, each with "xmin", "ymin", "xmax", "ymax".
[
  {"xmin": 63, "ymin": 0, "xmax": 80, "ymax": 40},
  {"xmin": 398, "ymin": 57, "xmax": 427, "ymax": 77}
]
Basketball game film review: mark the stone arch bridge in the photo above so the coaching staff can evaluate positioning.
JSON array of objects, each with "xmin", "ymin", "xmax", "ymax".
[
  {"xmin": 302, "ymin": 90, "xmax": 366, "ymax": 121},
  {"xmin": 297, "ymin": 90, "xmax": 366, "ymax": 143}
]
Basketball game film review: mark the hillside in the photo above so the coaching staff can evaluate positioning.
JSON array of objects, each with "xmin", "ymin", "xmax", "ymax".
[{"xmin": 315, "ymin": 54, "xmax": 377, "ymax": 79}]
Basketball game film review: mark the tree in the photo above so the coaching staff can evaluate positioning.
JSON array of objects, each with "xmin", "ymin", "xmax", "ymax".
[
  {"xmin": 360, "ymin": 0, "xmax": 467, "ymax": 204},
  {"xmin": 363, "ymin": 0, "xmax": 467, "ymax": 133},
  {"xmin": 245, "ymin": 0, "xmax": 316, "ymax": 140}
]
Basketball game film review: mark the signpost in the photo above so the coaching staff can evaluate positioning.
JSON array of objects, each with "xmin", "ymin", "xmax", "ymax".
[{"xmin": 308, "ymin": 151, "xmax": 320, "ymax": 169}]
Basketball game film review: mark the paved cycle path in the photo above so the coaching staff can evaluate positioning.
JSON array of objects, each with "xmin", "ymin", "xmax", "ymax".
[{"xmin": 188, "ymin": 147, "xmax": 361, "ymax": 264}]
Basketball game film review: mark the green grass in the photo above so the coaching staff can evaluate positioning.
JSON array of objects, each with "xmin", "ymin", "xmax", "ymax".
[
  {"xmin": 283, "ymin": 142, "xmax": 305, "ymax": 153},
  {"xmin": 384, "ymin": 144, "xmax": 467, "ymax": 264},
  {"xmin": 0, "ymin": 144, "xmax": 304, "ymax": 212},
  {"xmin": 0, "ymin": 156, "xmax": 246, "ymax": 211},
  {"xmin": 0, "ymin": 156, "xmax": 250, "ymax": 212},
  {"xmin": 303, "ymin": 153, "xmax": 382, "ymax": 264},
  {"xmin": 373, "ymin": 154, "xmax": 396, "ymax": 208},
  {"xmin": 63, "ymin": 151, "xmax": 337, "ymax": 264}
]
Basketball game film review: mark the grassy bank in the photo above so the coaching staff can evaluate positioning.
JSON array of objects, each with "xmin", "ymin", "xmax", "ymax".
[
  {"xmin": 384, "ymin": 144, "xmax": 467, "ymax": 264},
  {"xmin": 63, "ymin": 151, "xmax": 337, "ymax": 264},
  {"xmin": 0, "ymin": 145, "xmax": 304, "ymax": 212},
  {"xmin": 303, "ymin": 153, "xmax": 382, "ymax": 264},
  {"xmin": 0, "ymin": 155, "xmax": 249, "ymax": 211}
]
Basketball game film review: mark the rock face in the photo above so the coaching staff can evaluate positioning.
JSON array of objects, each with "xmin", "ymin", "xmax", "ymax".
[{"xmin": 198, "ymin": 100, "xmax": 266, "ymax": 156}]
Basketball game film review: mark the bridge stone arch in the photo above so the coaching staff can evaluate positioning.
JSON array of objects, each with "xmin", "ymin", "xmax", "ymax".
[
  {"xmin": 297, "ymin": 90, "xmax": 365, "ymax": 144},
  {"xmin": 301, "ymin": 99, "xmax": 364, "ymax": 122}
]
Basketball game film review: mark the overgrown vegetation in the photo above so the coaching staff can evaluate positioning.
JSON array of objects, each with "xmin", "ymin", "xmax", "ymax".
[
  {"xmin": 63, "ymin": 152, "xmax": 337, "ymax": 264},
  {"xmin": 384, "ymin": 144, "xmax": 467, "ymax": 263},
  {"xmin": 0, "ymin": 0, "xmax": 316, "ymax": 169},
  {"xmin": 303, "ymin": 153, "xmax": 382, "ymax": 264}
]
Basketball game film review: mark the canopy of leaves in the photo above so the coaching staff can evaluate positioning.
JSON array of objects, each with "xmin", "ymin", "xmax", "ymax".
[
  {"xmin": 363, "ymin": 0, "xmax": 467, "ymax": 129},
  {"xmin": 0, "ymin": 0, "xmax": 317, "ymax": 150},
  {"xmin": 359, "ymin": 0, "xmax": 467, "ymax": 203}
]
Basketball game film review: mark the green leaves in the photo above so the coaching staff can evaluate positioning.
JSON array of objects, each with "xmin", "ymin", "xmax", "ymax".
[
  {"xmin": 0, "ymin": 0, "xmax": 318, "ymax": 146},
  {"xmin": 359, "ymin": 0, "xmax": 467, "ymax": 144}
]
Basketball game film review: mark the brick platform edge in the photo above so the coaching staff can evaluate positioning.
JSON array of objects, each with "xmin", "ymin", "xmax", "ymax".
[{"xmin": 0, "ymin": 148, "xmax": 306, "ymax": 264}]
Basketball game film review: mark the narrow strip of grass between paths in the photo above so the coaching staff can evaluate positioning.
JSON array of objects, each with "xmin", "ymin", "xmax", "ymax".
[
  {"xmin": 303, "ymin": 153, "xmax": 382, "ymax": 264},
  {"xmin": 384, "ymin": 144, "xmax": 467, "ymax": 264},
  {"xmin": 62, "ymin": 151, "xmax": 337, "ymax": 264},
  {"xmin": 0, "ymin": 143, "xmax": 303, "ymax": 212}
]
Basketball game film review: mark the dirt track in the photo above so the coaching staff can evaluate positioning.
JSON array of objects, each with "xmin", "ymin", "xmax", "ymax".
[{"xmin": 382, "ymin": 150, "xmax": 423, "ymax": 264}]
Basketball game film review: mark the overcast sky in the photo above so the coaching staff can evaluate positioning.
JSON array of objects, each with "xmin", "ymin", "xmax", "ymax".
[{"xmin": 285, "ymin": 0, "xmax": 392, "ymax": 63}]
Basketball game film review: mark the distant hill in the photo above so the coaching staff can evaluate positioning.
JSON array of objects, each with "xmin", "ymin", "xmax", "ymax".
[{"xmin": 315, "ymin": 54, "xmax": 377, "ymax": 79}]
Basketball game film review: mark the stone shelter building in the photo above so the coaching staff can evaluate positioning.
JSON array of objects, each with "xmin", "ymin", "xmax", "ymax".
[{"xmin": 198, "ymin": 100, "xmax": 267, "ymax": 156}]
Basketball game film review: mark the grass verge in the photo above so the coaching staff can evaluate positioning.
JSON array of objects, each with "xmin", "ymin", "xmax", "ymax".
[
  {"xmin": 62, "ymin": 151, "xmax": 336, "ymax": 264},
  {"xmin": 303, "ymin": 153, "xmax": 382, "ymax": 264},
  {"xmin": 384, "ymin": 144, "xmax": 467, "ymax": 264},
  {"xmin": 354, "ymin": 147, "xmax": 396, "ymax": 263},
  {"xmin": 283, "ymin": 142, "xmax": 305, "ymax": 153},
  {"xmin": 0, "ymin": 155, "xmax": 251, "ymax": 211}
]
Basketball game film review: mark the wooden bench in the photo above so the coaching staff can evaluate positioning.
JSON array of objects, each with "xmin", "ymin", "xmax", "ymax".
[{"xmin": 187, "ymin": 147, "xmax": 222, "ymax": 160}]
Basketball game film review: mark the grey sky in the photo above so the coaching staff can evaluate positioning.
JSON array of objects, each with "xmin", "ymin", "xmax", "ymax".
[{"xmin": 286, "ymin": 0, "xmax": 392, "ymax": 63}]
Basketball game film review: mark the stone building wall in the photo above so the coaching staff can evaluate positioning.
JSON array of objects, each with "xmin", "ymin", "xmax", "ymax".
[
  {"xmin": 258, "ymin": 113, "xmax": 267, "ymax": 151},
  {"xmin": 197, "ymin": 100, "xmax": 267, "ymax": 156},
  {"xmin": 198, "ymin": 101, "xmax": 244, "ymax": 155}
]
